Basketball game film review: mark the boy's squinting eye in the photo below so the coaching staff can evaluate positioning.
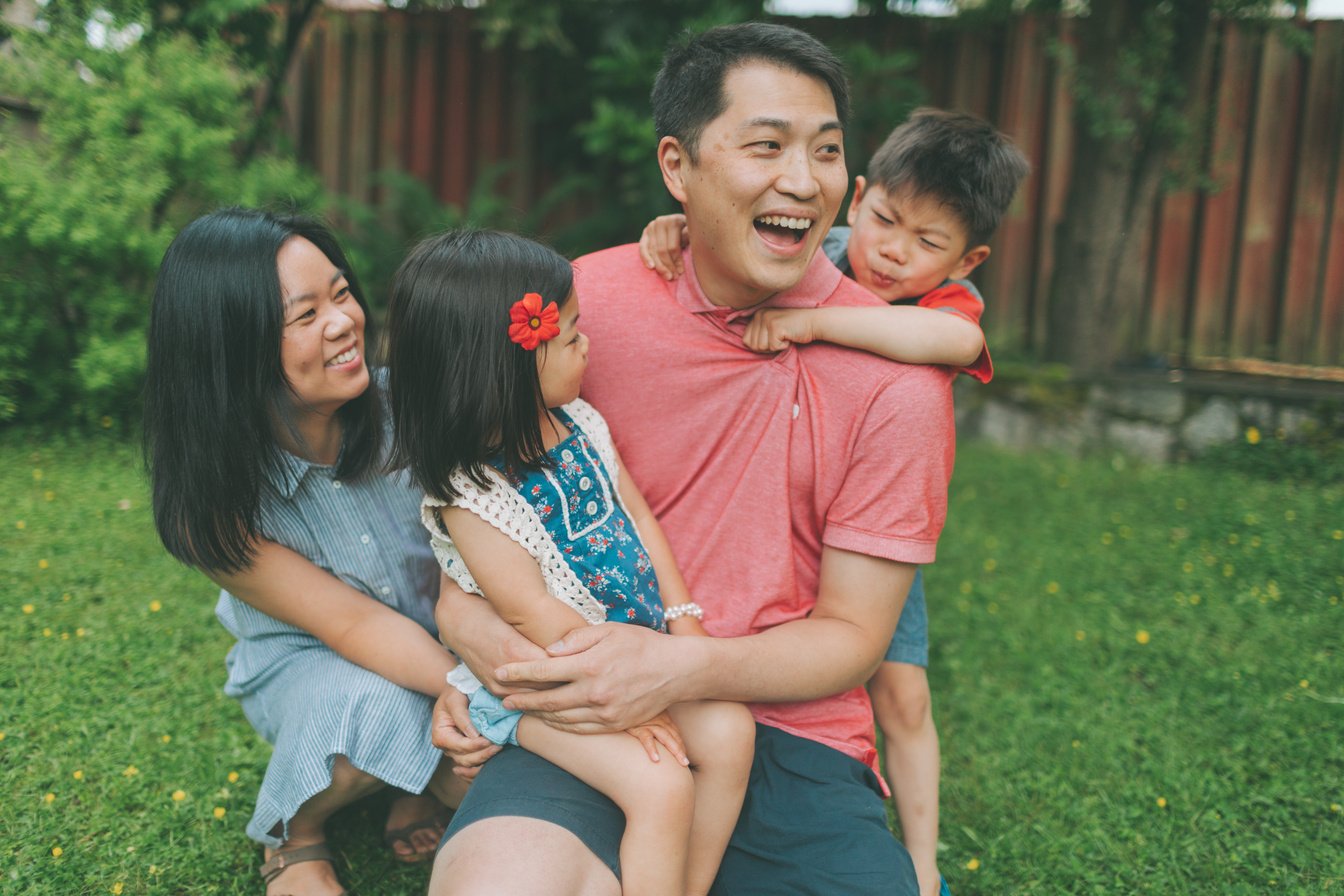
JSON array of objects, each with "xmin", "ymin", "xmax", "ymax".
[{"xmin": 873, "ymin": 211, "xmax": 893, "ymax": 226}]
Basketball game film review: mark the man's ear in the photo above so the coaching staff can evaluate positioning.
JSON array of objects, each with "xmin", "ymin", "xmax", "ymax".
[
  {"xmin": 658, "ymin": 136, "xmax": 690, "ymax": 204},
  {"xmin": 952, "ymin": 244, "xmax": 991, "ymax": 280}
]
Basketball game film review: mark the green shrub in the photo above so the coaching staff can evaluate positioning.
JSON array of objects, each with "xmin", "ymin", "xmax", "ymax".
[{"xmin": 0, "ymin": 16, "xmax": 322, "ymax": 426}]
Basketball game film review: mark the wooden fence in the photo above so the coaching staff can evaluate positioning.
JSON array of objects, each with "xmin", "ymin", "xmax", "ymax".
[{"xmin": 284, "ymin": 10, "xmax": 1344, "ymax": 377}]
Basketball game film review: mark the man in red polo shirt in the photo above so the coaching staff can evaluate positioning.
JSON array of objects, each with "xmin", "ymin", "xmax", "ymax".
[{"xmin": 430, "ymin": 22, "xmax": 954, "ymax": 896}]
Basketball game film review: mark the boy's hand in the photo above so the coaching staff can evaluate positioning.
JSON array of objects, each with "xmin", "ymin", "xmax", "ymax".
[
  {"xmin": 638, "ymin": 214, "xmax": 689, "ymax": 281},
  {"xmin": 626, "ymin": 711, "xmax": 689, "ymax": 765},
  {"xmin": 743, "ymin": 308, "xmax": 818, "ymax": 353}
]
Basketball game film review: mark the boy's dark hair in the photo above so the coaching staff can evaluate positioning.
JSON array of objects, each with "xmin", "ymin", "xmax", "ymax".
[
  {"xmin": 144, "ymin": 207, "xmax": 382, "ymax": 574},
  {"xmin": 652, "ymin": 21, "xmax": 849, "ymax": 162},
  {"xmin": 867, "ymin": 108, "xmax": 1030, "ymax": 247},
  {"xmin": 385, "ymin": 229, "xmax": 574, "ymax": 504}
]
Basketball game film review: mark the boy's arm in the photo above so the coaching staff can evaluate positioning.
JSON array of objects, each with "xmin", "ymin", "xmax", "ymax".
[
  {"xmin": 637, "ymin": 214, "xmax": 689, "ymax": 281},
  {"xmin": 743, "ymin": 304, "xmax": 985, "ymax": 368},
  {"xmin": 439, "ymin": 506, "xmax": 590, "ymax": 649}
]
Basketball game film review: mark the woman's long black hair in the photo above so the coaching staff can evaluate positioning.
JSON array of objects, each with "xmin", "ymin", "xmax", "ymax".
[
  {"xmin": 386, "ymin": 229, "xmax": 573, "ymax": 504},
  {"xmin": 143, "ymin": 207, "xmax": 382, "ymax": 573}
]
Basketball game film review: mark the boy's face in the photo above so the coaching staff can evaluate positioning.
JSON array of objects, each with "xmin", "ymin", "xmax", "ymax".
[
  {"xmin": 844, "ymin": 178, "xmax": 989, "ymax": 303},
  {"xmin": 657, "ymin": 62, "xmax": 848, "ymax": 310}
]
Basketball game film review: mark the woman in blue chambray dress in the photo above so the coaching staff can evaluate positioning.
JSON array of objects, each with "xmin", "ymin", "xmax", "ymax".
[{"xmin": 144, "ymin": 209, "xmax": 465, "ymax": 895}]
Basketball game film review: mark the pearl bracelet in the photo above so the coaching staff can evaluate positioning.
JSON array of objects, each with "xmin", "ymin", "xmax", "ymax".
[{"xmin": 663, "ymin": 602, "xmax": 704, "ymax": 621}]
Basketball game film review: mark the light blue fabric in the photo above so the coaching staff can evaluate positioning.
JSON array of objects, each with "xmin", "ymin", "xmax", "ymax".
[
  {"xmin": 215, "ymin": 375, "xmax": 442, "ymax": 847},
  {"xmin": 466, "ymin": 689, "xmax": 523, "ymax": 747}
]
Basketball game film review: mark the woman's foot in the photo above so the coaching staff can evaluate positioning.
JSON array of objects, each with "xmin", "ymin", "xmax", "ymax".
[
  {"xmin": 383, "ymin": 793, "xmax": 453, "ymax": 863},
  {"xmin": 261, "ymin": 840, "xmax": 346, "ymax": 896}
]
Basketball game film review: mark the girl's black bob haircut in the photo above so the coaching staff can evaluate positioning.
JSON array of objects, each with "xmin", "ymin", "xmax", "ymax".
[
  {"xmin": 143, "ymin": 207, "xmax": 382, "ymax": 574},
  {"xmin": 386, "ymin": 229, "xmax": 574, "ymax": 504}
]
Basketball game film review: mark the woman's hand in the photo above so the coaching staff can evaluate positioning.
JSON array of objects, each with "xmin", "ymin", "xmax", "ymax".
[
  {"xmin": 431, "ymin": 686, "xmax": 501, "ymax": 779},
  {"xmin": 625, "ymin": 711, "xmax": 689, "ymax": 766}
]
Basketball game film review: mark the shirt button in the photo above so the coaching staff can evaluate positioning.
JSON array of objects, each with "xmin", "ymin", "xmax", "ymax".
[
  {"xmin": 360, "ymin": 534, "xmax": 371, "ymax": 544},
  {"xmin": 579, "ymin": 477, "xmax": 592, "ymax": 491},
  {"xmin": 562, "ymin": 450, "xmax": 574, "ymax": 462},
  {"xmin": 380, "ymin": 586, "xmax": 391, "ymax": 596},
  {"xmin": 585, "ymin": 501, "xmax": 598, "ymax": 515},
  {"xmin": 332, "ymin": 480, "xmax": 342, "ymax": 489},
  {"xmin": 792, "ymin": 403, "xmax": 800, "ymax": 419}
]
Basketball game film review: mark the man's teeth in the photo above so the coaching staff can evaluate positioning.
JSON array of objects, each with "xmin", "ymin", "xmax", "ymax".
[
  {"xmin": 328, "ymin": 348, "xmax": 358, "ymax": 366},
  {"xmin": 754, "ymin": 215, "xmax": 812, "ymax": 230}
]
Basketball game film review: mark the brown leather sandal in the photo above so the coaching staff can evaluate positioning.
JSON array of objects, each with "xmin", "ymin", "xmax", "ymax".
[
  {"xmin": 383, "ymin": 807, "xmax": 454, "ymax": 864},
  {"xmin": 259, "ymin": 843, "xmax": 347, "ymax": 895}
]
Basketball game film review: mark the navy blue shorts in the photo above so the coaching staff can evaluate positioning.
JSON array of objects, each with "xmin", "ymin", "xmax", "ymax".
[
  {"xmin": 440, "ymin": 724, "xmax": 917, "ymax": 895},
  {"xmin": 885, "ymin": 568, "xmax": 929, "ymax": 667}
]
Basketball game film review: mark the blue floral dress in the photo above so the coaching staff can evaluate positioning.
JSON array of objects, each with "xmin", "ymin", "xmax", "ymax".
[{"xmin": 425, "ymin": 400, "xmax": 665, "ymax": 745}]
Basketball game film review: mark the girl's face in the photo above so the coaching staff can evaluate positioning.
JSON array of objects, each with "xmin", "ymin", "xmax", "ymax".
[
  {"xmin": 277, "ymin": 236, "xmax": 368, "ymax": 418},
  {"xmin": 536, "ymin": 289, "xmax": 588, "ymax": 409}
]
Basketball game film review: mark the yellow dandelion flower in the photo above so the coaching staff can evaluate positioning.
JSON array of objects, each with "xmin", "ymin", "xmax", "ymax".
[
  {"xmin": 149, "ymin": 865, "xmax": 160, "ymax": 875},
  {"xmin": 1071, "ymin": 739, "xmax": 1081, "ymax": 748},
  {"xmin": 149, "ymin": 600, "xmax": 162, "ymax": 612},
  {"xmin": 62, "ymin": 593, "xmax": 71, "ymax": 601},
  {"xmin": 73, "ymin": 770, "xmax": 83, "ymax": 780},
  {"xmin": 1075, "ymin": 630, "xmax": 1086, "ymax": 641},
  {"xmin": 983, "ymin": 558, "xmax": 997, "ymax": 572},
  {"xmin": 966, "ymin": 857, "xmax": 981, "ymax": 871},
  {"xmin": 0, "ymin": 732, "xmax": 6, "ymax": 740},
  {"xmin": 15, "ymin": 520, "xmax": 25, "ymax": 530},
  {"xmin": 1190, "ymin": 594, "xmax": 1202, "ymax": 605},
  {"xmin": 213, "ymin": 806, "xmax": 227, "ymax": 819},
  {"xmin": 32, "ymin": 468, "xmax": 43, "ymax": 481},
  {"xmin": 112, "ymin": 883, "xmax": 124, "ymax": 895},
  {"xmin": 1181, "ymin": 561, "xmax": 1194, "ymax": 573},
  {"xmin": 1046, "ymin": 581, "xmax": 1060, "ymax": 594},
  {"xmin": 1101, "ymin": 532, "xmax": 1114, "ymax": 545},
  {"xmin": 1223, "ymin": 564, "xmax": 1234, "ymax": 578},
  {"xmin": 44, "ymin": 490, "xmax": 54, "ymax": 501},
  {"xmin": 1299, "ymin": 680, "xmax": 1309, "ymax": 689},
  {"xmin": 161, "ymin": 734, "xmax": 171, "ymax": 743},
  {"xmin": 228, "ymin": 771, "xmax": 239, "ymax": 783},
  {"xmin": 1136, "ymin": 630, "xmax": 1151, "ymax": 645},
  {"xmin": 51, "ymin": 846, "xmax": 62, "ymax": 857},
  {"xmin": 1331, "ymin": 804, "xmax": 1341, "ymax": 813},
  {"xmin": 123, "ymin": 765, "xmax": 139, "ymax": 777},
  {"xmin": 38, "ymin": 559, "xmax": 49, "ymax": 570},
  {"xmin": 1285, "ymin": 510, "xmax": 1296, "ymax": 522},
  {"xmin": 1157, "ymin": 796, "xmax": 1167, "ymax": 808},
  {"xmin": 959, "ymin": 581, "xmax": 972, "ymax": 595},
  {"xmin": 76, "ymin": 628, "xmax": 85, "ymax": 638},
  {"xmin": 1228, "ymin": 534, "xmax": 1239, "ymax": 545},
  {"xmin": 1333, "ymin": 530, "xmax": 1343, "ymax": 541},
  {"xmin": 986, "ymin": 601, "xmax": 999, "ymax": 615},
  {"xmin": 60, "ymin": 632, "xmax": 69, "ymax": 640},
  {"xmin": 43, "ymin": 792, "xmax": 55, "ymax": 803},
  {"xmin": 101, "ymin": 416, "xmax": 113, "ymax": 429},
  {"xmin": 1245, "ymin": 426, "xmax": 1261, "ymax": 445},
  {"xmin": 43, "ymin": 628, "xmax": 52, "ymax": 637},
  {"xmin": 172, "ymin": 790, "xmax": 186, "ymax": 801},
  {"xmin": 1175, "ymin": 498, "xmax": 1188, "ymax": 510},
  {"xmin": 22, "ymin": 604, "xmax": 34, "ymax": 614}
]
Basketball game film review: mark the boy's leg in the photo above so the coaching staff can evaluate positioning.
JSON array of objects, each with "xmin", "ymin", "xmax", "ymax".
[
  {"xmin": 517, "ymin": 716, "xmax": 694, "ymax": 896},
  {"xmin": 870, "ymin": 662, "xmax": 941, "ymax": 896},
  {"xmin": 667, "ymin": 700, "xmax": 756, "ymax": 895},
  {"xmin": 869, "ymin": 568, "xmax": 943, "ymax": 896}
]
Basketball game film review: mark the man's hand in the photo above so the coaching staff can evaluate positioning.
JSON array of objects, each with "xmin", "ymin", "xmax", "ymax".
[
  {"xmin": 431, "ymin": 686, "xmax": 501, "ymax": 779},
  {"xmin": 625, "ymin": 711, "xmax": 689, "ymax": 766},
  {"xmin": 497, "ymin": 624, "xmax": 698, "ymax": 734},
  {"xmin": 638, "ymin": 214, "xmax": 689, "ymax": 281},
  {"xmin": 743, "ymin": 308, "xmax": 818, "ymax": 353}
]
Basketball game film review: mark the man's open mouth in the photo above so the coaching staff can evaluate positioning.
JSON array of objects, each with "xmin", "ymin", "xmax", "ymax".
[{"xmin": 754, "ymin": 215, "xmax": 812, "ymax": 247}]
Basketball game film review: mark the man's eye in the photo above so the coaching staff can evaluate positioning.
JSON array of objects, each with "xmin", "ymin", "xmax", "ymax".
[
  {"xmin": 754, "ymin": 140, "xmax": 781, "ymax": 151},
  {"xmin": 818, "ymin": 143, "xmax": 842, "ymax": 157}
]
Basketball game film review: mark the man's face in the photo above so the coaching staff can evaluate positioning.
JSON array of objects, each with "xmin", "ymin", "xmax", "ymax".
[{"xmin": 658, "ymin": 62, "xmax": 848, "ymax": 310}]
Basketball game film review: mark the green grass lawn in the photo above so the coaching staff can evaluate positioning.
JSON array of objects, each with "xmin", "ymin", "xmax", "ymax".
[{"xmin": 3, "ymin": 431, "xmax": 1341, "ymax": 894}]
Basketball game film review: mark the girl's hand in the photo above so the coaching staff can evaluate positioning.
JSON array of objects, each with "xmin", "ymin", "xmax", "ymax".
[
  {"xmin": 638, "ymin": 214, "xmax": 689, "ymax": 281},
  {"xmin": 431, "ymin": 686, "xmax": 502, "ymax": 779},
  {"xmin": 626, "ymin": 711, "xmax": 689, "ymax": 766},
  {"xmin": 743, "ymin": 308, "xmax": 818, "ymax": 353}
]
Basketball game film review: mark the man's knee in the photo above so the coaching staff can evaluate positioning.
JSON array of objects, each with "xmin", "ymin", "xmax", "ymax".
[{"xmin": 431, "ymin": 817, "xmax": 619, "ymax": 896}]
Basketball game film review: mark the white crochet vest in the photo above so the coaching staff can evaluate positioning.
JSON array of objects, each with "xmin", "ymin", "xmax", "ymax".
[{"xmin": 420, "ymin": 399, "xmax": 640, "ymax": 627}]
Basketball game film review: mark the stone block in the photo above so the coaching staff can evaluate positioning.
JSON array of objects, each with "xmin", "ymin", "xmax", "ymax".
[
  {"xmin": 1105, "ymin": 419, "xmax": 1176, "ymax": 463},
  {"xmin": 1181, "ymin": 397, "xmax": 1240, "ymax": 452},
  {"xmin": 1099, "ymin": 383, "xmax": 1185, "ymax": 424}
]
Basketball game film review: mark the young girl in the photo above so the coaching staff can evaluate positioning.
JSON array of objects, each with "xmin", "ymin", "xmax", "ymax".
[{"xmin": 385, "ymin": 229, "xmax": 755, "ymax": 896}]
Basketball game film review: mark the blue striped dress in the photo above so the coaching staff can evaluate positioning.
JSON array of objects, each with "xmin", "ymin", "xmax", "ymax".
[{"xmin": 215, "ymin": 412, "xmax": 441, "ymax": 847}]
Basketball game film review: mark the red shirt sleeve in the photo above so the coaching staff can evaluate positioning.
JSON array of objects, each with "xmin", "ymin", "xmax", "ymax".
[{"xmin": 917, "ymin": 282, "xmax": 993, "ymax": 383}]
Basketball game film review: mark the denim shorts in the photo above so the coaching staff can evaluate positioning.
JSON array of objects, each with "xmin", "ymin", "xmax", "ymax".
[
  {"xmin": 884, "ymin": 568, "xmax": 928, "ymax": 667},
  {"xmin": 439, "ymin": 724, "xmax": 918, "ymax": 895}
]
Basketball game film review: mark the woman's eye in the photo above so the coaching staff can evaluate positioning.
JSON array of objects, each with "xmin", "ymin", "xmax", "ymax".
[{"xmin": 334, "ymin": 285, "xmax": 351, "ymax": 300}]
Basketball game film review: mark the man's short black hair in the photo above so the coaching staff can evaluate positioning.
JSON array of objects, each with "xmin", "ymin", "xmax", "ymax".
[
  {"xmin": 651, "ymin": 21, "xmax": 849, "ymax": 162},
  {"xmin": 867, "ymin": 108, "xmax": 1030, "ymax": 247}
]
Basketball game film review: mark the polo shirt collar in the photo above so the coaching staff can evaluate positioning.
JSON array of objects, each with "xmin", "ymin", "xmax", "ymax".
[{"xmin": 675, "ymin": 247, "xmax": 844, "ymax": 323}]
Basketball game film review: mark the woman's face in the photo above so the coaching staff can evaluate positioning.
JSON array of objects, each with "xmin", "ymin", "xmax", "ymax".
[
  {"xmin": 537, "ymin": 289, "xmax": 587, "ymax": 409},
  {"xmin": 277, "ymin": 236, "xmax": 368, "ymax": 417}
]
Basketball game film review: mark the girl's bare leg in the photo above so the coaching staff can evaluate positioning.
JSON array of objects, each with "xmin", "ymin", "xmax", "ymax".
[
  {"xmin": 517, "ymin": 717, "xmax": 694, "ymax": 896},
  {"xmin": 666, "ymin": 701, "xmax": 756, "ymax": 896}
]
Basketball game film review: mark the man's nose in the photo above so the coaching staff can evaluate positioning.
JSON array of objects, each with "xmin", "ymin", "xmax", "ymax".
[{"xmin": 776, "ymin": 149, "xmax": 820, "ymax": 200}]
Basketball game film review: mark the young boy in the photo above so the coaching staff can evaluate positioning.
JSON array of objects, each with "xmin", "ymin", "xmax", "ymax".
[{"xmin": 638, "ymin": 107, "xmax": 1030, "ymax": 896}]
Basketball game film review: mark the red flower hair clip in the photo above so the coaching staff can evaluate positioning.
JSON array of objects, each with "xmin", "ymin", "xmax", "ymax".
[{"xmin": 508, "ymin": 292, "xmax": 560, "ymax": 351}]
